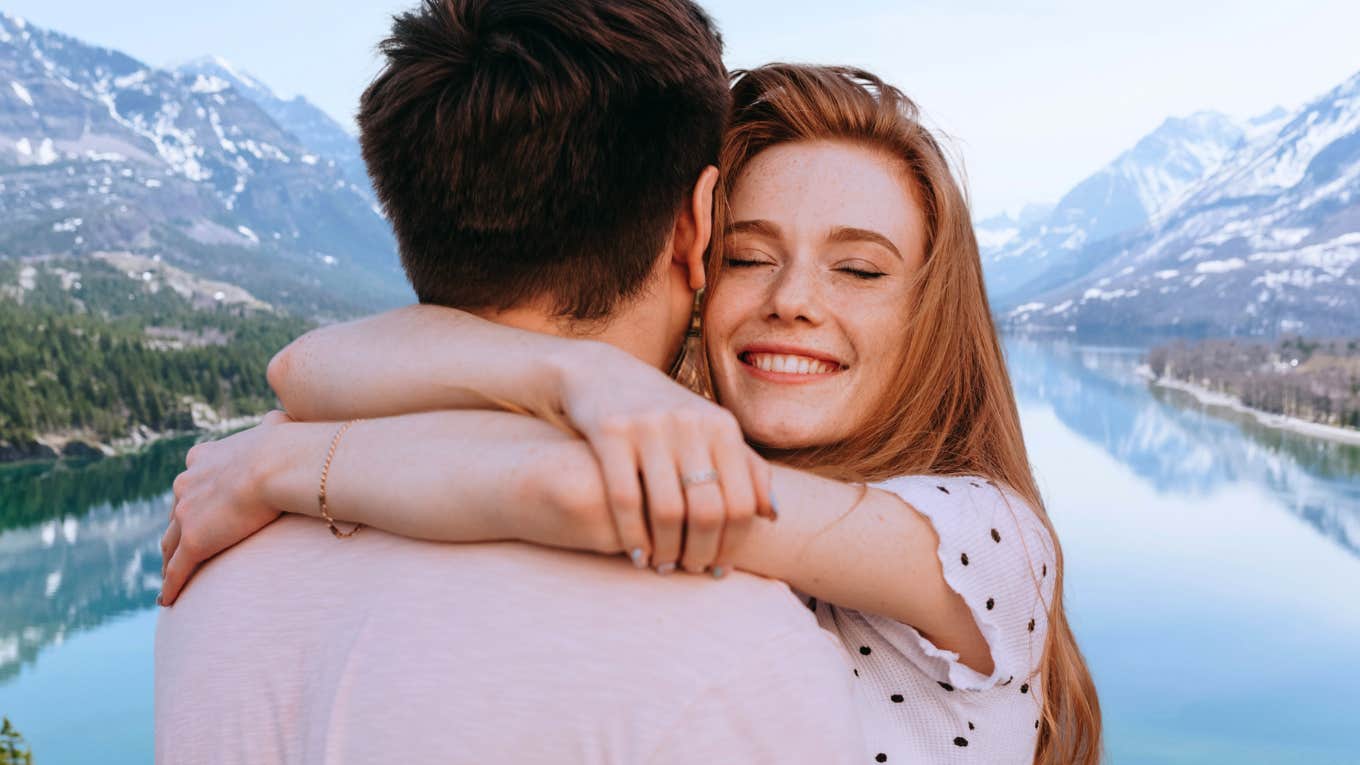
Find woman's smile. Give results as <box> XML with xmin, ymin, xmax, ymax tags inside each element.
<box><xmin>738</xmin><ymin>343</ymin><xmax>846</xmax><ymax>381</ymax></box>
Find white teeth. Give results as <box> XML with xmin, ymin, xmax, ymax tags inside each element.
<box><xmin>745</xmin><ymin>353</ymin><xmax>837</xmax><ymax>375</ymax></box>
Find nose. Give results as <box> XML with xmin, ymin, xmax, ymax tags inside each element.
<box><xmin>763</xmin><ymin>259</ymin><xmax>825</xmax><ymax>326</ymax></box>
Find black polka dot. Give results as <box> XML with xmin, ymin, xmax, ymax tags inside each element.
<box><xmin>991</xmin><ymin>528</ymin><xmax>1001</xmax><ymax>543</ymax></box>
<box><xmin>936</xmin><ymin>484</ymin><xmax>950</xmax><ymax>494</ymax></box>
<box><xmin>967</xmin><ymin>721</ymin><xmax>975</xmax><ymax>730</ymax></box>
<box><xmin>961</xmin><ymin>552</ymin><xmax>970</xmax><ymax>566</ymax></box>
<box><xmin>937</xmin><ymin>681</ymin><xmax>954</xmax><ymax>692</ymax></box>
<box><xmin>986</xmin><ymin>597</ymin><xmax>995</xmax><ymax>610</ymax></box>
<box><xmin>1020</xmin><ymin>683</ymin><xmax>1030</xmax><ymax>694</ymax></box>
<box><xmin>1042</xmin><ymin>563</ymin><xmax>1047</xmax><ymax>577</ymax></box>
<box><xmin>1028</xmin><ymin>618</ymin><xmax>1036</xmax><ymax>632</ymax></box>
<box><xmin>853</xmin><ymin>668</ymin><xmax>860</xmax><ymax>677</ymax></box>
<box><xmin>953</xmin><ymin>737</ymin><xmax>968</xmax><ymax>747</ymax></box>
<box><xmin>890</xmin><ymin>693</ymin><xmax>904</xmax><ymax>703</ymax></box>
<box><xmin>1035</xmin><ymin>719</ymin><xmax>1040</xmax><ymax>729</ymax></box>
<box><xmin>970</xmin><ymin>481</ymin><xmax>981</xmax><ymax>488</ymax></box>
<box><xmin>1001</xmin><ymin>675</ymin><xmax>1014</xmax><ymax>686</ymax></box>
<box><xmin>876</xmin><ymin>754</ymin><xmax>887</xmax><ymax>762</ymax></box>
<box><xmin>859</xmin><ymin>645</ymin><xmax>872</xmax><ymax>656</ymax></box>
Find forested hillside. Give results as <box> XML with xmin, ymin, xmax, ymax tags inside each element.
<box><xmin>1147</xmin><ymin>337</ymin><xmax>1360</xmax><ymax>430</ymax></box>
<box><xmin>0</xmin><ymin>258</ymin><xmax>308</xmax><ymax>455</ymax></box>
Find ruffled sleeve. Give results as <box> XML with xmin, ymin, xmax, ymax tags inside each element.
<box><xmin>860</xmin><ymin>474</ymin><xmax>1056</xmax><ymax>692</ymax></box>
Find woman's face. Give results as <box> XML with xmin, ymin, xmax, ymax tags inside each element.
<box><xmin>705</xmin><ymin>140</ymin><xmax>927</xmax><ymax>449</ymax></box>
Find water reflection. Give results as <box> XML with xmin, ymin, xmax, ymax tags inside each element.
<box><xmin>1005</xmin><ymin>338</ymin><xmax>1360</xmax><ymax>558</ymax></box>
<box><xmin>0</xmin><ymin>438</ymin><xmax>189</xmax><ymax>683</ymax></box>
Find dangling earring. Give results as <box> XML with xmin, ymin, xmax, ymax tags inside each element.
<box><xmin>667</xmin><ymin>288</ymin><xmax>705</xmax><ymax>380</ymax></box>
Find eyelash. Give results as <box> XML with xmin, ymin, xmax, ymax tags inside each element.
<box><xmin>839</xmin><ymin>267</ymin><xmax>886</xmax><ymax>280</ymax></box>
<box><xmin>724</xmin><ymin>257</ymin><xmax>769</xmax><ymax>268</ymax></box>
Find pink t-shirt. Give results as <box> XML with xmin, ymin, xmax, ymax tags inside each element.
<box><xmin>155</xmin><ymin>515</ymin><xmax>863</xmax><ymax>764</ymax></box>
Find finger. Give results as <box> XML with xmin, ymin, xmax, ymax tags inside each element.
<box><xmin>184</xmin><ymin>443</ymin><xmax>203</xmax><ymax>467</ymax></box>
<box><xmin>159</xmin><ymin>546</ymin><xmax>198</xmax><ymax>607</ymax></box>
<box><xmin>678</xmin><ymin>439</ymin><xmax>725</xmax><ymax>574</ymax></box>
<box><xmin>160</xmin><ymin>518</ymin><xmax>181</xmax><ymax>578</ymax></box>
<box><xmin>710</xmin><ymin>439</ymin><xmax>759</xmax><ymax>574</ymax></box>
<box><xmin>171</xmin><ymin>471</ymin><xmax>189</xmax><ymax>506</ymax></box>
<box><xmin>593</xmin><ymin>435</ymin><xmax>647</xmax><ymax>565</ymax></box>
<box><xmin>638</xmin><ymin>433</ymin><xmax>685</xmax><ymax>571</ymax></box>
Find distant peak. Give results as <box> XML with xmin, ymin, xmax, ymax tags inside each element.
<box><xmin>177</xmin><ymin>54</ymin><xmax>267</xmax><ymax>95</ymax></box>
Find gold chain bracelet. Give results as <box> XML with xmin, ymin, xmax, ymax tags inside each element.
<box><xmin>318</xmin><ymin>419</ymin><xmax>364</xmax><ymax>538</ymax></box>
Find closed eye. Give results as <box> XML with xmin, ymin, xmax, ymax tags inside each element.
<box><xmin>838</xmin><ymin>267</ymin><xmax>886</xmax><ymax>280</ymax></box>
<box><xmin>724</xmin><ymin>256</ymin><xmax>772</xmax><ymax>268</ymax></box>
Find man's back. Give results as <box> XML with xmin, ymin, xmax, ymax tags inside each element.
<box><xmin>156</xmin><ymin>515</ymin><xmax>862</xmax><ymax>763</ymax></box>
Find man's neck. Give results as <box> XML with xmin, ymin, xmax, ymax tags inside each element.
<box><xmin>478</xmin><ymin>298</ymin><xmax>676</xmax><ymax>371</ymax></box>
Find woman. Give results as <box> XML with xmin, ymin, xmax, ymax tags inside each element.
<box><xmin>162</xmin><ymin>64</ymin><xmax>1100</xmax><ymax>763</ymax></box>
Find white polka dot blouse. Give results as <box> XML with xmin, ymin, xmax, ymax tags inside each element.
<box><xmin>802</xmin><ymin>474</ymin><xmax>1057</xmax><ymax>764</ymax></box>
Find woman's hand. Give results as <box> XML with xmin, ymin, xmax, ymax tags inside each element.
<box><xmin>158</xmin><ymin>411</ymin><xmax>293</xmax><ymax>606</ymax></box>
<box><xmin>554</xmin><ymin>344</ymin><xmax>776</xmax><ymax>576</ymax></box>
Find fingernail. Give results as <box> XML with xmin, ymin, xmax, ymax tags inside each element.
<box><xmin>711</xmin><ymin>566</ymin><xmax>726</xmax><ymax>579</ymax></box>
<box><xmin>768</xmin><ymin>491</ymin><xmax>780</xmax><ymax>521</ymax></box>
<box><xmin>655</xmin><ymin>562</ymin><xmax>676</xmax><ymax>576</ymax></box>
<box><xmin>630</xmin><ymin>548</ymin><xmax>647</xmax><ymax>569</ymax></box>
<box><xmin>156</xmin><ymin>594</ymin><xmax>165</xmax><ymax>607</ymax></box>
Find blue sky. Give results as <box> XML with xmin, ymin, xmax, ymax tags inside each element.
<box><xmin>6</xmin><ymin>0</ymin><xmax>1358</xmax><ymax>218</ymax></box>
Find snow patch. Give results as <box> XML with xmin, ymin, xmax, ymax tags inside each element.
<box><xmin>10</xmin><ymin>80</ymin><xmax>33</xmax><ymax>106</ymax></box>
<box><xmin>1194</xmin><ymin>258</ymin><xmax>1245</xmax><ymax>274</ymax></box>
<box><xmin>236</xmin><ymin>225</ymin><xmax>259</xmax><ymax>244</ymax></box>
<box><xmin>52</xmin><ymin>217</ymin><xmax>83</xmax><ymax>233</ymax></box>
<box><xmin>113</xmin><ymin>70</ymin><xmax>148</xmax><ymax>89</ymax></box>
<box><xmin>189</xmin><ymin>74</ymin><xmax>231</xmax><ymax>94</ymax></box>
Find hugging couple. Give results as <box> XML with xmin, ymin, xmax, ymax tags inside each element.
<box><xmin>154</xmin><ymin>0</ymin><xmax>1100</xmax><ymax>762</ymax></box>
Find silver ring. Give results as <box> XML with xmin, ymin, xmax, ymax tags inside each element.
<box><xmin>681</xmin><ymin>469</ymin><xmax>719</xmax><ymax>489</ymax></box>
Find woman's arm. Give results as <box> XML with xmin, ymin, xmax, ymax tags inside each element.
<box><xmin>157</xmin><ymin>410</ymin><xmax>619</xmax><ymax>606</ymax></box>
<box><xmin>267</xmin><ymin>304</ymin><xmax>591</xmax><ymax>422</ymax></box>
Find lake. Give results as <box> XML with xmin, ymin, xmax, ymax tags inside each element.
<box><xmin>1</xmin><ymin>339</ymin><xmax>1357</xmax><ymax>764</ymax></box>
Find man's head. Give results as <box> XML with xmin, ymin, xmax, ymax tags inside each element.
<box><xmin>360</xmin><ymin>0</ymin><xmax>729</xmax><ymax>348</ymax></box>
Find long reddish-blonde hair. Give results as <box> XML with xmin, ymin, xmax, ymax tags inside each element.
<box><xmin>701</xmin><ymin>64</ymin><xmax>1102</xmax><ymax>765</ymax></box>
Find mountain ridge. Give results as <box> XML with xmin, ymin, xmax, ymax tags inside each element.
<box><xmin>991</xmin><ymin>68</ymin><xmax>1360</xmax><ymax>340</ymax></box>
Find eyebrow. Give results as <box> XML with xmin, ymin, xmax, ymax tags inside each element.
<box><xmin>726</xmin><ymin>219</ymin><xmax>781</xmax><ymax>238</ymax></box>
<box><xmin>827</xmin><ymin>226</ymin><xmax>902</xmax><ymax>260</ymax></box>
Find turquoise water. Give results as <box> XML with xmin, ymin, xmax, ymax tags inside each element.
<box><xmin>1</xmin><ymin>341</ymin><xmax>1357</xmax><ymax>763</ymax></box>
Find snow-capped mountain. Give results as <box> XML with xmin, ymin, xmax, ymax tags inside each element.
<box><xmin>0</xmin><ymin>12</ymin><xmax>407</xmax><ymax>317</ymax></box>
<box><xmin>174</xmin><ymin>56</ymin><xmax>370</xmax><ymax>195</ymax></box>
<box><xmin>1003</xmin><ymin>69</ymin><xmax>1360</xmax><ymax>339</ymax></box>
<box><xmin>983</xmin><ymin>111</ymin><xmax>1249</xmax><ymax>304</ymax></box>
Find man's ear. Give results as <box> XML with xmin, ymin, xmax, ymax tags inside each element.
<box><xmin>672</xmin><ymin>165</ymin><xmax>719</xmax><ymax>292</ymax></box>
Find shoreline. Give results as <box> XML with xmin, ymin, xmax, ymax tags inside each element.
<box><xmin>0</xmin><ymin>413</ymin><xmax>265</xmax><ymax>466</ymax></box>
<box><xmin>1150</xmin><ymin>375</ymin><xmax>1360</xmax><ymax>447</ymax></box>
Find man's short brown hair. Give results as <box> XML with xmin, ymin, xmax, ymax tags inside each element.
<box><xmin>359</xmin><ymin>0</ymin><xmax>730</xmax><ymax>320</ymax></box>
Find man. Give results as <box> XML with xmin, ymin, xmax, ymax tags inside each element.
<box><xmin>154</xmin><ymin>1</ymin><xmax>862</xmax><ymax>762</ymax></box>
